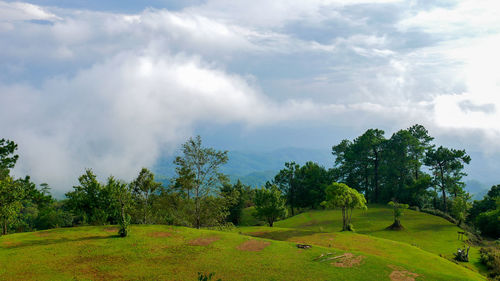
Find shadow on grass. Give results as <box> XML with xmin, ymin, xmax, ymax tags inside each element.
<box><xmin>244</xmin><ymin>229</ymin><xmax>317</xmax><ymax>241</ymax></box>
<box><xmin>2</xmin><ymin>234</ymin><xmax>120</xmax><ymax>249</ymax></box>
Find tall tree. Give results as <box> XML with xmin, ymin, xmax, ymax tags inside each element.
<box><xmin>0</xmin><ymin>139</ymin><xmax>19</xmax><ymax>176</ymax></box>
<box><xmin>273</xmin><ymin>162</ymin><xmax>300</xmax><ymax>216</ymax></box>
<box><xmin>321</xmin><ymin>182</ymin><xmax>367</xmax><ymax>231</ymax></box>
<box><xmin>0</xmin><ymin>175</ymin><xmax>25</xmax><ymax>235</ymax></box>
<box><xmin>253</xmin><ymin>184</ymin><xmax>287</xmax><ymax>227</ymax></box>
<box><xmin>407</xmin><ymin>124</ymin><xmax>434</xmax><ymax>180</ymax></box>
<box><xmin>65</xmin><ymin>169</ymin><xmax>107</xmax><ymax>224</ymax></box>
<box><xmin>130</xmin><ymin>168</ymin><xmax>162</xmax><ymax>224</ymax></box>
<box><xmin>425</xmin><ymin>146</ymin><xmax>471</xmax><ymax>213</ymax></box>
<box><xmin>173</xmin><ymin>135</ymin><xmax>229</xmax><ymax>228</ymax></box>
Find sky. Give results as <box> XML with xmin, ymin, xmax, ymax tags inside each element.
<box><xmin>1</xmin><ymin>0</ymin><xmax>500</xmax><ymax>191</ymax></box>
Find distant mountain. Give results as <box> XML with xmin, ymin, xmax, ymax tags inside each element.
<box><xmin>465</xmin><ymin>179</ymin><xmax>491</xmax><ymax>201</ymax></box>
<box><xmin>153</xmin><ymin>147</ymin><xmax>333</xmax><ymax>187</ymax></box>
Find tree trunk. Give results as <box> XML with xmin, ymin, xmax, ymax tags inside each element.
<box><xmin>439</xmin><ymin>165</ymin><xmax>447</xmax><ymax>213</ymax></box>
<box><xmin>342</xmin><ymin>208</ymin><xmax>347</xmax><ymax>231</ymax></box>
<box><xmin>373</xmin><ymin>149</ymin><xmax>380</xmax><ymax>203</ymax></box>
<box><xmin>2</xmin><ymin>220</ymin><xmax>7</xmax><ymax>235</ymax></box>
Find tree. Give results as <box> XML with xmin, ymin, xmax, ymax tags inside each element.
<box><xmin>450</xmin><ymin>194</ymin><xmax>471</xmax><ymax>226</ymax></box>
<box><xmin>425</xmin><ymin>146</ymin><xmax>471</xmax><ymax>213</ymax></box>
<box><xmin>0</xmin><ymin>138</ymin><xmax>19</xmax><ymax>177</ymax></box>
<box><xmin>111</xmin><ymin>178</ymin><xmax>132</xmax><ymax>237</ymax></box>
<box><xmin>407</xmin><ymin>124</ymin><xmax>434</xmax><ymax>180</ymax></box>
<box><xmin>253</xmin><ymin>185</ymin><xmax>287</xmax><ymax>227</ymax></box>
<box><xmin>387</xmin><ymin>201</ymin><xmax>409</xmax><ymax>230</ymax></box>
<box><xmin>220</xmin><ymin>180</ymin><xmax>246</xmax><ymax>225</ymax></box>
<box><xmin>0</xmin><ymin>175</ymin><xmax>25</xmax><ymax>235</ymax></box>
<box><xmin>322</xmin><ymin>182</ymin><xmax>367</xmax><ymax>231</ymax></box>
<box><xmin>65</xmin><ymin>169</ymin><xmax>106</xmax><ymax>225</ymax></box>
<box><xmin>294</xmin><ymin>162</ymin><xmax>333</xmax><ymax>209</ymax></box>
<box><xmin>130</xmin><ymin>168</ymin><xmax>162</xmax><ymax>225</ymax></box>
<box><xmin>273</xmin><ymin>162</ymin><xmax>300</xmax><ymax>216</ymax></box>
<box><xmin>173</xmin><ymin>135</ymin><xmax>229</xmax><ymax>228</ymax></box>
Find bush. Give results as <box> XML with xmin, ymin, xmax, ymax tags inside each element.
<box><xmin>118</xmin><ymin>214</ymin><xmax>130</xmax><ymax>237</ymax></box>
<box><xmin>420</xmin><ymin>208</ymin><xmax>458</xmax><ymax>224</ymax></box>
<box><xmin>480</xmin><ymin>247</ymin><xmax>500</xmax><ymax>280</ymax></box>
<box><xmin>409</xmin><ymin>206</ymin><xmax>420</xmax><ymax>212</ymax></box>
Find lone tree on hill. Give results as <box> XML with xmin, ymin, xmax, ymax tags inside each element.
<box><xmin>253</xmin><ymin>184</ymin><xmax>287</xmax><ymax>227</ymax></box>
<box><xmin>322</xmin><ymin>182</ymin><xmax>367</xmax><ymax>231</ymax></box>
<box><xmin>387</xmin><ymin>201</ymin><xmax>409</xmax><ymax>230</ymax></box>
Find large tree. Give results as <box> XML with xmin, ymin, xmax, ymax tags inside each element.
<box><xmin>273</xmin><ymin>162</ymin><xmax>300</xmax><ymax>216</ymax></box>
<box><xmin>173</xmin><ymin>135</ymin><xmax>228</xmax><ymax>228</ymax></box>
<box><xmin>425</xmin><ymin>146</ymin><xmax>470</xmax><ymax>213</ymax></box>
<box><xmin>253</xmin><ymin>184</ymin><xmax>287</xmax><ymax>227</ymax></box>
<box><xmin>322</xmin><ymin>182</ymin><xmax>367</xmax><ymax>231</ymax></box>
<box><xmin>130</xmin><ymin>168</ymin><xmax>162</xmax><ymax>224</ymax></box>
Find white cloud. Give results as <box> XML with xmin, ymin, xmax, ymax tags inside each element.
<box><xmin>0</xmin><ymin>1</ymin><xmax>60</xmax><ymax>22</ymax></box>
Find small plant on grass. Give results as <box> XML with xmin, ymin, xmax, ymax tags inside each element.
<box><xmin>321</xmin><ymin>182</ymin><xmax>367</xmax><ymax>231</ymax></box>
<box><xmin>387</xmin><ymin>201</ymin><xmax>409</xmax><ymax>230</ymax></box>
<box><xmin>198</xmin><ymin>272</ymin><xmax>222</xmax><ymax>281</ymax></box>
<box><xmin>253</xmin><ymin>184</ymin><xmax>287</xmax><ymax>227</ymax></box>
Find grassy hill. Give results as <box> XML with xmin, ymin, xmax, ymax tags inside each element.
<box><xmin>0</xmin><ymin>204</ymin><xmax>488</xmax><ymax>281</ymax></box>
<box><xmin>0</xmin><ymin>224</ymin><xmax>485</xmax><ymax>281</ymax></box>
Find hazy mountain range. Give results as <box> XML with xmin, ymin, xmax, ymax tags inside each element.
<box><xmin>153</xmin><ymin>147</ymin><xmax>497</xmax><ymax>200</ymax></box>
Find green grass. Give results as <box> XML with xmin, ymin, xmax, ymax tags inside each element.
<box><xmin>273</xmin><ymin>204</ymin><xmax>486</xmax><ymax>274</ymax></box>
<box><xmin>0</xmin><ymin>223</ymin><xmax>485</xmax><ymax>280</ymax></box>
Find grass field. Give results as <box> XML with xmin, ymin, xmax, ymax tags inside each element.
<box><xmin>0</xmin><ymin>205</ymin><xmax>487</xmax><ymax>280</ymax></box>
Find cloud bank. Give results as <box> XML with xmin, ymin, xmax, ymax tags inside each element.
<box><xmin>1</xmin><ymin>0</ymin><xmax>500</xmax><ymax>189</ymax></box>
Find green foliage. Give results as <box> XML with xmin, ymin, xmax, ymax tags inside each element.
<box><xmin>0</xmin><ymin>175</ymin><xmax>25</xmax><ymax>235</ymax></box>
<box><xmin>273</xmin><ymin>162</ymin><xmax>300</xmax><ymax>216</ymax></box>
<box><xmin>450</xmin><ymin>195</ymin><xmax>471</xmax><ymax>225</ymax></box>
<box><xmin>130</xmin><ymin>168</ymin><xmax>162</xmax><ymax>224</ymax></box>
<box><xmin>173</xmin><ymin>135</ymin><xmax>229</xmax><ymax>228</ymax></box>
<box><xmin>197</xmin><ymin>272</ymin><xmax>222</xmax><ymax>281</ymax></box>
<box><xmin>424</xmin><ymin>146</ymin><xmax>471</xmax><ymax>213</ymax></box>
<box><xmin>322</xmin><ymin>182</ymin><xmax>367</xmax><ymax>231</ymax></box>
<box><xmin>388</xmin><ymin>201</ymin><xmax>409</xmax><ymax>222</ymax></box>
<box><xmin>480</xmin><ymin>247</ymin><xmax>500</xmax><ymax>280</ymax></box>
<box><xmin>253</xmin><ymin>184</ymin><xmax>287</xmax><ymax>227</ymax></box>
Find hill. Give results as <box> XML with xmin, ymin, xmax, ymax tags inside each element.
<box><xmin>0</xmin><ymin>212</ymin><xmax>486</xmax><ymax>280</ymax></box>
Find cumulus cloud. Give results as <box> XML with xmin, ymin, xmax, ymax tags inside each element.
<box><xmin>2</xmin><ymin>0</ymin><xmax>500</xmax><ymax>189</ymax></box>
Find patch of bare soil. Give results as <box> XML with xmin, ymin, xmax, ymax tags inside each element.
<box><xmin>103</xmin><ymin>227</ymin><xmax>119</xmax><ymax>233</ymax></box>
<box><xmin>148</xmin><ymin>231</ymin><xmax>173</xmax><ymax>238</ymax></box>
<box><xmin>188</xmin><ymin>236</ymin><xmax>220</xmax><ymax>246</ymax></box>
<box><xmin>331</xmin><ymin>253</ymin><xmax>365</xmax><ymax>268</ymax></box>
<box><xmin>388</xmin><ymin>265</ymin><xmax>420</xmax><ymax>281</ymax></box>
<box><xmin>247</xmin><ymin>231</ymin><xmax>268</xmax><ymax>237</ymax></box>
<box><xmin>2</xmin><ymin>241</ymin><xmax>21</xmax><ymax>247</ymax></box>
<box><xmin>236</xmin><ymin>240</ymin><xmax>271</xmax><ymax>251</ymax></box>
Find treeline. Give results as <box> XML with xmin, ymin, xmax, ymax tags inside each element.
<box><xmin>0</xmin><ymin>136</ymin><xmax>259</xmax><ymax>235</ymax></box>
<box><xmin>1</xmin><ymin>124</ymin><xmax>499</xmax><ymax>239</ymax></box>
<box><xmin>270</xmin><ymin>125</ymin><xmax>470</xmax><ymax>217</ymax></box>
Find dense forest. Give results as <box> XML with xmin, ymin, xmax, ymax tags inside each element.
<box><xmin>0</xmin><ymin>125</ymin><xmax>499</xmax><ymax>239</ymax></box>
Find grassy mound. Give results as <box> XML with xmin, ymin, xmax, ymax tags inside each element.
<box><xmin>0</xmin><ymin>224</ymin><xmax>484</xmax><ymax>280</ymax></box>
<box><xmin>273</xmin><ymin>205</ymin><xmax>486</xmax><ymax>273</ymax></box>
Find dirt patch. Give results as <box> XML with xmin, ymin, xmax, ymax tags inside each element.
<box><xmin>147</xmin><ymin>232</ymin><xmax>173</xmax><ymax>238</ymax></box>
<box><xmin>331</xmin><ymin>253</ymin><xmax>365</xmax><ymax>268</ymax></box>
<box><xmin>388</xmin><ymin>265</ymin><xmax>419</xmax><ymax>281</ymax></box>
<box><xmin>236</xmin><ymin>240</ymin><xmax>271</xmax><ymax>251</ymax></box>
<box><xmin>2</xmin><ymin>241</ymin><xmax>21</xmax><ymax>247</ymax></box>
<box><xmin>103</xmin><ymin>227</ymin><xmax>119</xmax><ymax>233</ymax></box>
<box><xmin>188</xmin><ymin>236</ymin><xmax>220</xmax><ymax>246</ymax></box>
<box><xmin>247</xmin><ymin>231</ymin><xmax>269</xmax><ymax>237</ymax></box>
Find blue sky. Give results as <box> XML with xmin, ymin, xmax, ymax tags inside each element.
<box><xmin>1</xmin><ymin>0</ymin><xmax>500</xmax><ymax>190</ymax></box>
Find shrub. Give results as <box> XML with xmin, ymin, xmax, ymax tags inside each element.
<box><xmin>480</xmin><ymin>247</ymin><xmax>500</xmax><ymax>280</ymax></box>
<box><xmin>420</xmin><ymin>208</ymin><xmax>458</xmax><ymax>225</ymax></box>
